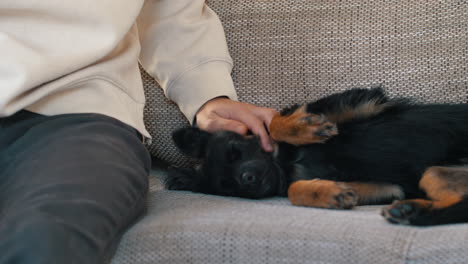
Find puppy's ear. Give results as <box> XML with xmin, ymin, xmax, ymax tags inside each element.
<box><xmin>165</xmin><ymin>167</ymin><xmax>202</xmax><ymax>192</ymax></box>
<box><xmin>172</xmin><ymin>127</ymin><xmax>211</xmax><ymax>159</ymax></box>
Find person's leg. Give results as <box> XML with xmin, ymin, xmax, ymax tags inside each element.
<box><xmin>0</xmin><ymin>111</ymin><xmax>151</xmax><ymax>264</ymax></box>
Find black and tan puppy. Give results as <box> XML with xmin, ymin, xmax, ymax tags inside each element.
<box><xmin>166</xmin><ymin>88</ymin><xmax>468</xmax><ymax>226</ymax></box>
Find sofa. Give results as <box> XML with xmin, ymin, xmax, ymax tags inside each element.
<box><xmin>111</xmin><ymin>1</ymin><xmax>468</xmax><ymax>263</ymax></box>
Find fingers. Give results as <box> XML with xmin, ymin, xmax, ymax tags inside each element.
<box><xmin>198</xmin><ymin>113</ymin><xmax>249</xmax><ymax>135</ymax></box>
<box><xmin>239</xmin><ymin>113</ymin><xmax>274</xmax><ymax>152</ymax></box>
<box><xmin>252</xmin><ymin>107</ymin><xmax>277</xmax><ymax>133</ymax></box>
<box><xmin>222</xmin><ymin>103</ymin><xmax>275</xmax><ymax>152</ymax></box>
<box><xmin>195</xmin><ymin>97</ymin><xmax>278</xmax><ymax>152</ymax></box>
<box><xmin>243</xmin><ymin>106</ymin><xmax>277</xmax><ymax>152</ymax></box>
<box><xmin>257</xmin><ymin>127</ymin><xmax>274</xmax><ymax>152</ymax></box>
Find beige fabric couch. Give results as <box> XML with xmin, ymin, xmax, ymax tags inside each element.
<box><xmin>112</xmin><ymin>1</ymin><xmax>468</xmax><ymax>263</ymax></box>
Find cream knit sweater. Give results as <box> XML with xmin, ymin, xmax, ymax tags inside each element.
<box><xmin>0</xmin><ymin>0</ymin><xmax>238</xmax><ymax>138</ymax></box>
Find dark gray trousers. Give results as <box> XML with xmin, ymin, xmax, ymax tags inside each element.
<box><xmin>0</xmin><ymin>111</ymin><xmax>151</xmax><ymax>264</ymax></box>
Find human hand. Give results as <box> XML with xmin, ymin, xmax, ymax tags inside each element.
<box><xmin>195</xmin><ymin>97</ymin><xmax>277</xmax><ymax>152</ymax></box>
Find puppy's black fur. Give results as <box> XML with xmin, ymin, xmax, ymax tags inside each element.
<box><xmin>167</xmin><ymin>88</ymin><xmax>468</xmax><ymax>225</ymax></box>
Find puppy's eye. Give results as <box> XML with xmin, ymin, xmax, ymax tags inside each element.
<box><xmin>226</xmin><ymin>145</ymin><xmax>242</xmax><ymax>162</ymax></box>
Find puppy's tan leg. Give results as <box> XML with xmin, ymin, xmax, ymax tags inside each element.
<box><xmin>382</xmin><ymin>166</ymin><xmax>468</xmax><ymax>225</ymax></box>
<box><xmin>288</xmin><ymin>180</ymin><xmax>403</xmax><ymax>209</ymax></box>
<box><xmin>346</xmin><ymin>182</ymin><xmax>404</xmax><ymax>205</ymax></box>
<box><xmin>288</xmin><ymin>179</ymin><xmax>357</xmax><ymax>209</ymax></box>
<box><xmin>269</xmin><ymin>106</ymin><xmax>338</xmax><ymax>145</ymax></box>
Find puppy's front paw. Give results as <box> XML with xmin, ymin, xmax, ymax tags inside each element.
<box><xmin>332</xmin><ymin>183</ymin><xmax>358</xmax><ymax>209</ymax></box>
<box><xmin>165</xmin><ymin>167</ymin><xmax>200</xmax><ymax>191</ymax></box>
<box><xmin>288</xmin><ymin>180</ymin><xmax>358</xmax><ymax>209</ymax></box>
<box><xmin>270</xmin><ymin>108</ymin><xmax>338</xmax><ymax>145</ymax></box>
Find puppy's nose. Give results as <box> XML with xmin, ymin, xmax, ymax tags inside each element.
<box><xmin>241</xmin><ymin>172</ymin><xmax>257</xmax><ymax>184</ymax></box>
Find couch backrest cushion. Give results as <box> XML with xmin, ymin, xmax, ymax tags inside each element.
<box><xmin>143</xmin><ymin>0</ymin><xmax>467</xmax><ymax>166</ymax></box>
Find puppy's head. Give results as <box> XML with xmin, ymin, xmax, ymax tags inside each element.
<box><xmin>166</xmin><ymin>127</ymin><xmax>285</xmax><ymax>199</ymax></box>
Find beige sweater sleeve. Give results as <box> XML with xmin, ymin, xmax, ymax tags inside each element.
<box><xmin>0</xmin><ymin>0</ymin><xmax>237</xmax><ymax>128</ymax></box>
<box><xmin>137</xmin><ymin>0</ymin><xmax>238</xmax><ymax>124</ymax></box>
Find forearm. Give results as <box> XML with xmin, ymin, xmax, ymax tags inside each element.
<box><xmin>137</xmin><ymin>0</ymin><xmax>237</xmax><ymax>124</ymax></box>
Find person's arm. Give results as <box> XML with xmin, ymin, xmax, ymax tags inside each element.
<box><xmin>137</xmin><ymin>0</ymin><xmax>276</xmax><ymax>151</ymax></box>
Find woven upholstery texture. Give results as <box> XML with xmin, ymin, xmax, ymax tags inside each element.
<box><xmin>112</xmin><ymin>172</ymin><xmax>468</xmax><ymax>264</ymax></box>
<box><xmin>142</xmin><ymin>0</ymin><xmax>467</xmax><ymax>166</ymax></box>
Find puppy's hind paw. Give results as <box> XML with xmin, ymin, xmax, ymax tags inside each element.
<box><xmin>381</xmin><ymin>199</ymin><xmax>432</xmax><ymax>225</ymax></box>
